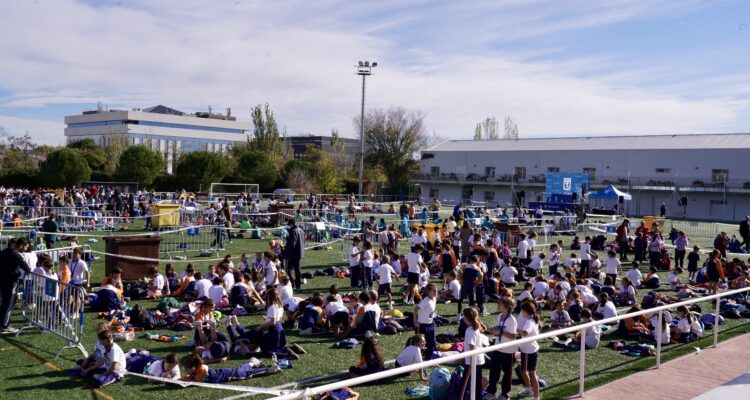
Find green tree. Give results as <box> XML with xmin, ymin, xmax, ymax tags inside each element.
<box><xmin>103</xmin><ymin>133</ymin><xmax>130</xmax><ymax>174</ymax></box>
<box><xmin>174</xmin><ymin>151</ymin><xmax>233</xmax><ymax>191</ymax></box>
<box><xmin>356</xmin><ymin>106</ymin><xmax>428</xmax><ymax>195</ymax></box>
<box><xmin>301</xmin><ymin>145</ymin><xmax>344</xmax><ymax>193</ymax></box>
<box><xmin>39</xmin><ymin>148</ymin><xmax>92</xmax><ymax>187</ymax></box>
<box><xmin>247</xmin><ymin>103</ymin><xmax>284</xmax><ymax>162</ymax></box>
<box><xmin>234</xmin><ymin>150</ymin><xmax>279</xmax><ymax>192</ymax></box>
<box><xmin>67</xmin><ymin>138</ymin><xmax>107</xmax><ymax>171</ymax></box>
<box><xmin>115</xmin><ymin>145</ymin><xmax>165</xmax><ymax>187</ymax></box>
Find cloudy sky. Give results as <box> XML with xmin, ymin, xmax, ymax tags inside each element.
<box><xmin>1</xmin><ymin>0</ymin><xmax>749</xmax><ymax>145</ymax></box>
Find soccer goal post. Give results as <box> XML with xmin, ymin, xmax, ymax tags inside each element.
<box><xmin>209</xmin><ymin>183</ymin><xmax>260</xmax><ymax>201</ymax></box>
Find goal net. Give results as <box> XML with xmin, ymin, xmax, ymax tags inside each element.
<box><xmin>209</xmin><ymin>183</ymin><xmax>260</xmax><ymax>201</ymax></box>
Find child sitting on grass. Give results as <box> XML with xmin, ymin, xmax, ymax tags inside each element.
<box><xmin>75</xmin><ymin>321</ymin><xmax>111</xmax><ymax>372</ymax></box>
<box><xmin>349</xmin><ymin>336</ymin><xmax>385</xmax><ymax>377</ymax></box>
<box><xmin>394</xmin><ymin>334</ymin><xmax>428</xmax><ymax>380</ymax></box>
<box><xmin>552</xmin><ymin>309</ymin><xmax>601</xmax><ymax>350</ymax></box>
<box><xmin>549</xmin><ymin>302</ymin><xmax>572</xmax><ymax>330</ymax></box>
<box><xmin>79</xmin><ymin>330</ymin><xmax>126</xmax><ymax>388</ymax></box>
<box><xmin>437</xmin><ymin>270</ymin><xmax>461</xmax><ymax>303</ymax></box>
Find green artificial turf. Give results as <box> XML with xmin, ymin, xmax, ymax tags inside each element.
<box><xmin>0</xmin><ymin>222</ymin><xmax>748</xmax><ymax>400</ymax></box>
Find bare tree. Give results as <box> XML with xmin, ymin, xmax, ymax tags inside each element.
<box><xmin>504</xmin><ymin>116</ymin><xmax>519</xmax><ymax>139</ymax></box>
<box><xmin>474</xmin><ymin>116</ymin><xmax>500</xmax><ymax>140</ymax></box>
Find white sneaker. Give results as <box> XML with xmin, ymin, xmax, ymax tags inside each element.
<box><xmin>444</xmin><ymin>300</ymin><xmax>451</xmax><ymax>304</ymax></box>
<box><xmin>517</xmin><ymin>387</ymin><xmax>533</xmax><ymax>397</ymax></box>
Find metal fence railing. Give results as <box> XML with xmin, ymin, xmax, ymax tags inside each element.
<box><xmin>268</xmin><ymin>286</ymin><xmax>750</xmax><ymax>400</ymax></box>
<box><xmin>17</xmin><ymin>271</ymin><xmax>88</xmax><ymax>359</ymax></box>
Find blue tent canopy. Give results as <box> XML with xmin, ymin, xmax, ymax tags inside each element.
<box><xmin>588</xmin><ymin>184</ymin><xmax>632</xmax><ymax>200</ymax></box>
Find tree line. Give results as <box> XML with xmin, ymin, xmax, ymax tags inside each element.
<box><xmin>0</xmin><ymin>104</ymin><xmax>432</xmax><ymax>195</ymax></box>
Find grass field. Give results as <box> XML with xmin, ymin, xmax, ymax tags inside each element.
<box><xmin>1</xmin><ymin>222</ymin><xmax>748</xmax><ymax>400</ymax></box>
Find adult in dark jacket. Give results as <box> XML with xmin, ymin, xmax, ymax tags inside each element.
<box><xmin>739</xmin><ymin>216</ymin><xmax>750</xmax><ymax>251</ymax></box>
<box><xmin>284</xmin><ymin>219</ymin><xmax>305</xmax><ymax>289</ymax></box>
<box><xmin>0</xmin><ymin>238</ymin><xmax>31</xmax><ymax>333</ymax></box>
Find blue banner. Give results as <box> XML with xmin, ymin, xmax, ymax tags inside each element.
<box><xmin>546</xmin><ymin>173</ymin><xmax>589</xmax><ymax>197</ymax></box>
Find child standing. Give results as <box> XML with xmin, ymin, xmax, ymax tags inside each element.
<box><xmin>349</xmin><ymin>237</ymin><xmax>362</xmax><ymax>289</ymax></box>
<box><xmin>375</xmin><ymin>255</ymin><xmax>400</xmax><ymax>309</ymax></box>
<box><xmin>414</xmin><ymin>283</ymin><xmax>437</xmax><ymax>361</ymax></box>
<box><xmin>487</xmin><ymin>297</ymin><xmax>517</xmax><ymax>399</ymax></box>
<box><xmin>687</xmin><ymin>246</ymin><xmax>701</xmax><ymax>283</ymax></box>
<box><xmin>603</xmin><ymin>250</ymin><xmax>621</xmax><ymax>284</ymax></box>
<box><xmin>461</xmin><ymin>307</ymin><xmax>486</xmax><ymax>397</ymax></box>
<box><xmin>405</xmin><ymin>244</ymin><xmax>426</xmax><ymax>305</ymax></box>
<box><xmin>674</xmin><ymin>231</ymin><xmax>688</xmax><ymax>269</ymax></box>
<box><xmin>362</xmin><ymin>241</ymin><xmax>375</xmax><ymax>291</ymax></box>
<box><xmin>517</xmin><ymin>302</ymin><xmax>541</xmax><ymax>400</ymax></box>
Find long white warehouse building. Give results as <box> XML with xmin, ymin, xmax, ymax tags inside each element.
<box><xmin>414</xmin><ymin>133</ymin><xmax>750</xmax><ymax>222</ymax></box>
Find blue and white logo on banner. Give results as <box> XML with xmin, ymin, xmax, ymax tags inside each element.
<box><xmin>546</xmin><ymin>173</ymin><xmax>589</xmax><ymax>196</ymax></box>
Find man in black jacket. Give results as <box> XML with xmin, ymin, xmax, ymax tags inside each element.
<box><xmin>284</xmin><ymin>219</ymin><xmax>305</xmax><ymax>290</ymax></box>
<box><xmin>739</xmin><ymin>216</ymin><xmax>750</xmax><ymax>251</ymax></box>
<box><xmin>0</xmin><ymin>238</ymin><xmax>31</xmax><ymax>334</ymax></box>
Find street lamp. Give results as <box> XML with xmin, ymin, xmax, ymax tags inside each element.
<box><xmin>356</xmin><ymin>60</ymin><xmax>377</xmax><ymax>198</ymax></box>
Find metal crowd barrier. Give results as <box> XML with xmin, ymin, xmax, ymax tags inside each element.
<box><xmin>17</xmin><ymin>271</ymin><xmax>88</xmax><ymax>359</ymax></box>
<box><xmin>157</xmin><ymin>226</ymin><xmax>215</xmax><ymax>255</ymax></box>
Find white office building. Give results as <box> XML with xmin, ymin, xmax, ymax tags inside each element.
<box><xmin>414</xmin><ymin>133</ymin><xmax>750</xmax><ymax>222</ymax></box>
<box><xmin>64</xmin><ymin>105</ymin><xmax>252</xmax><ymax>173</ymax></box>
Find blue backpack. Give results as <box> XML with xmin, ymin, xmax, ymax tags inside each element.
<box><xmin>429</xmin><ymin>368</ymin><xmax>452</xmax><ymax>400</ymax></box>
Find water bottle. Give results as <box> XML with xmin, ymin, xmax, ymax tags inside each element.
<box><xmin>271</xmin><ymin>353</ymin><xmax>278</xmax><ymax>364</ymax></box>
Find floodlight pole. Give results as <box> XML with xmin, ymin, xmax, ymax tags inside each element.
<box><xmin>356</xmin><ymin>61</ymin><xmax>376</xmax><ymax>198</ymax></box>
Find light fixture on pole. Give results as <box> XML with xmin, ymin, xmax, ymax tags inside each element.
<box><xmin>356</xmin><ymin>60</ymin><xmax>377</xmax><ymax>198</ymax></box>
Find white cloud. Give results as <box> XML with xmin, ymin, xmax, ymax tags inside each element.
<box><xmin>0</xmin><ymin>115</ymin><xmax>66</xmax><ymax>145</ymax></box>
<box><xmin>0</xmin><ymin>0</ymin><xmax>747</xmax><ymax>143</ymax></box>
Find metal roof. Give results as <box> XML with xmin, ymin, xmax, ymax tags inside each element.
<box><xmin>424</xmin><ymin>133</ymin><xmax>750</xmax><ymax>152</ymax></box>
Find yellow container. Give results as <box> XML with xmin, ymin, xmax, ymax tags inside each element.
<box><xmin>150</xmin><ymin>203</ymin><xmax>181</xmax><ymax>228</ymax></box>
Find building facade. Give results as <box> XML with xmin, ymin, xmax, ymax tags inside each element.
<box><xmin>414</xmin><ymin>133</ymin><xmax>750</xmax><ymax>222</ymax></box>
<box><xmin>64</xmin><ymin>105</ymin><xmax>252</xmax><ymax>172</ymax></box>
<box><xmin>283</xmin><ymin>135</ymin><xmax>361</xmax><ymax>169</ymax></box>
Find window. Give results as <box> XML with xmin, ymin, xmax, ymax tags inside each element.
<box><xmin>430</xmin><ymin>166</ymin><xmax>440</xmax><ymax>176</ymax></box>
<box><xmin>421</xmin><ymin>153</ymin><xmax>435</xmax><ymax>160</ymax></box>
<box><xmin>485</xmin><ymin>167</ymin><xmax>495</xmax><ymax>178</ymax></box>
<box><xmin>429</xmin><ymin>188</ymin><xmax>439</xmax><ymax>198</ymax></box>
<box><xmin>514</xmin><ymin>167</ymin><xmax>526</xmax><ymax>179</ymax></box>
<box><xmin>484</xmin><ymin>191</ymin><xmax>495</xmax><ymax>201</ymax></box>
<box><xmin>547</xmin><ymin>167</ymin><xmax>560</xmax><ymax>173</ymax></box>
<box><xmin>655</xmin><ymin>168</ymin><xmax>671</xmax><ymax>173</ymax></box>
<box><xmin>462</xmin><ymin>186</ymin><xmax>474</xmax><ymax>200</ymax></box>
<box><xmin>583</xmin><ymin>167</ymin><xmax>596</xmax><ymax>180</ymax></box>
<box><xmin>712</xmin><ymin>169</ymin><xmax>729</xmax><ymax>182</ymax></box>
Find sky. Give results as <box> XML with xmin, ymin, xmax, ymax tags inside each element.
<box><xmin>1</xmin><ymin>0</ymin><xmax>749</xmax><ymax>145</ymax></box>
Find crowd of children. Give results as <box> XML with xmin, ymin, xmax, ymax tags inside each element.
<box><xmin>55</xmin><ymin>209</ymin><xmax>750</xmax><ymax>400</ymax></box>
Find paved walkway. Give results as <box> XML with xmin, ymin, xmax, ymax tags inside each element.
<box><xmin>582</xmin><ymin>334</ymin><xmax>750</xmax><ymax>400</ymax></box>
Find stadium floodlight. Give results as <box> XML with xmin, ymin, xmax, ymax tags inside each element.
<box><xmin>355</xmin><ymin>60</ymin><xmax>377</xmax><ymax>198</ymax></box>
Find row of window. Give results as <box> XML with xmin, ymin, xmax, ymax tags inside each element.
<box><xmin>429</xmin><ymin>166</ymin><xmax>730</xmax><ymax>182</ymax></box>
<box><xmin>68</xmin><ymin>120</ymin><xmax>247</xmax><ymax>134</ymax></box>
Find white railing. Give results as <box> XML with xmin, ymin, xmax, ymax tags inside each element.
<box><xmin>269</xmin><ymin>286</ymin><xmax>750</xmax><ymax>400</ymax></box>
